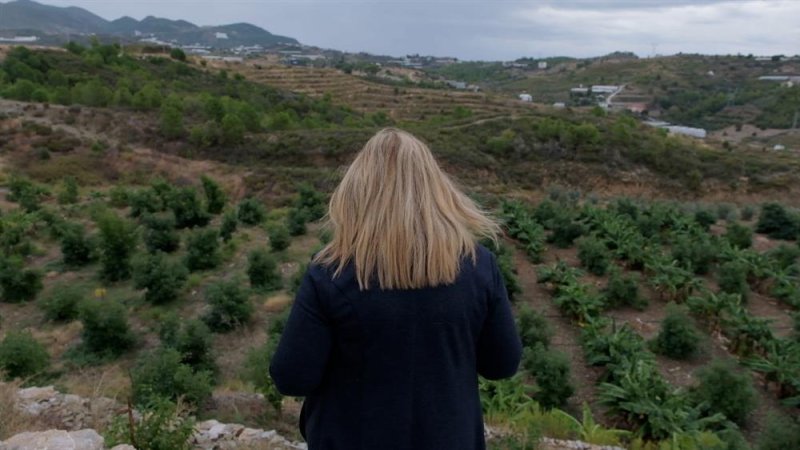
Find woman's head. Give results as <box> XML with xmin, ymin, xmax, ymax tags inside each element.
<box><xmin>315</xmin><ymin>127</ymin><xmax>499</xmax><ymax>290</ymax></box>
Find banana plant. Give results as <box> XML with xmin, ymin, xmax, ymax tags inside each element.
<box><xmin>553</xmin><ymin>280</ymin><xmax>604</xmax><ymax>324</ymax></box>
<box><xmin>550</xmin><ymin>403</ymin><xmax>630</xmax><ymax>446</ymax></box>
<box><xmin>745</xmin><ymin>339</ymin><xmax>800</xmax><ymax>401</ymax></box>
<box><xmin>721</xmin><ymin>304</ymin><xmax>775</xmax><ymax>356</ymax></box>
<box><xmin>645</xmin><ymin>253</ymin><xmax>703</xmax><ymax>303</ymax></box>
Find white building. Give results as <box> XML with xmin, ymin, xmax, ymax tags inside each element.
<box><xmin>518</xmin><ymin>93</ymin><xmax>533</xmax><ymax>102</ymax></box>
<box><xmin>215</xmin><ymin>32</ymin><xmax>229</xmax><ymax>40</ymax></box>
<box><xmin>553</xmin><ymin>102</ymin><xmax>566</xmax><ymax>108</ymax></box>
<box><xmin>773</xmin><ymin>144</ymin><xmax>786</xmax><ymax>151</ymax></box>
<box><xmin>0</xmin><ymin>36</ymin><xmax>39</xmax><ymax>42</ymax></box>
<box><xmin>538</xmin><ymin>61</ymin><xmax>548</xmax><ymax>69</ymax></box>
<box><xmin>591</xmin><ymin>85</ymin><xmax>620</xmax><ymax>94</ymax></box>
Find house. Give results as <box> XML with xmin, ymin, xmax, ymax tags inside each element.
<box><xmin>553</xmin><ymin>102</ymin><xmax>566</xmax><ymax>109</ymax></box>
<box><xmin>446</xmin><ymin>80</ymin><xmax>468</xmax><ymax>89</ymax></box>
<box><xmin>215</xmin><ymin>32</ymin><xmax>229</xmax><ymax>40</ymax></box>
<box><xmin>570</xmin><ymin>86</ymin><xmax>590</xmax><ymax>95</ymax></box>
<box><xmin>0</xmin><ymin>36</ymin><xmax>39</xmax><ymax>42</ymax></box>
<box><xmin>773</xmin><ymin>144</ymin><xmax>786</xmax><ymax>151</ymax></box>
<box><xmin>590</xmin><ymin>85</ymin><xmax>620</xmax><ymax>94</ymax></box>
<box><xmin>518</xmin><ymin>93</ymin><xmax>533</xmax><ymax>102</ymax></box>
<box><xmin>538</xmin><ymin>61</ymin><xmax>548</xmax><ymax>69</ymax></box>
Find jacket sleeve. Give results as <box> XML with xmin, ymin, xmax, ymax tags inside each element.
<box><xmin>476</xmin><ymin>254</ymin><xmax>522</xmax><ymax>380</ymax></box>
<box><xmin>269</xmin><ymin>268</ymin><xmax>332</xmax><ymax>396</ymax></box>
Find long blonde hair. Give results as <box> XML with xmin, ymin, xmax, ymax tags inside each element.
<box><xmin>314</xmin><ymin>127</ymin><xmax>500</xmax><ymax>290</ymax></box>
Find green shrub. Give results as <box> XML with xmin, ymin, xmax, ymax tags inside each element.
<box><xmin>0</xmin><ymin>255</ymin><xmax>43</xmax><ymax>303</ymax></box>
<box><xmin>38</xmin><ymin>284</ymin><xmax>83</xmax><ymax>322</ymax></box>
<box><xmin>219</xmin><ymin>210</ymin><xmax>238</xmax><ymax>242</ymax></box>
<box><xmin>758</xmin><ymin>413</ymin><xmax>800</xmax><ymax>450</ymax></box>
<box><xmin>651</xmin><ymin>303</ymin><xmax>701</xmax><ymax>359</ymax></box>
<box><xmin>517</xmin><ymin>306</ymin><xmax>552</xmax><ymax>349</ymax></box>
<box><xmin>96</xmin><ymin>212</ymin><xmax>138</xmax><ymax>282</ymax></box>
<box><xmin>756</xmin><ymin>203</ymin><xmax>799</xmax><ymax>240</ymax></box>
<box><xmin>7</xmin><ymin>175</ymin><xmax>46</xmax><ymax>212</ymax></box>
<box><xmin>481</xmin><ymin>239</ymin><xmax>521</xmax><ymax>300</ymax></box>
<box><xmin>128</xmin><ymin>188</ymin><xmax>162</xmax><ymax>218</ymax></box>
<box><xmin>577</xmin><ymin>235</ymin><xmax>611</xmax><ymax>276</ymax></box>
<box><xmin>718</xmin><ymin>260</ymin><xmax>749</xmax><ymax>300</ymax></box>
<box><xmin>57</xmin><ymin>176</ymin><xmax>79</xmax><ymax>204</ymax></box>
<box><xmin>105</xmin><ymin>397</ymin><xmax>195</xmax><ymax>450</ymax></box>
<box><xmin>766</xmin><ymin>244</ymin><xmax>800</xmax><ymax>270</ymax></box>
<box><xmin>547</xmin><ymin>212</ymin><xmax>584</xmax><ymax>248</ymax></box>
<box><xmin>242</xmin><ymin>339</ymin><xmax>283</xmax><ymax>413</ymax></box>
<box><xmin>694</xmin><ymin>209</ymin><xmax>717</xmax><ymax>230</ymax></box>
<box><xmin>185</xmin><ymin>228</ymin><xmax>220</xmax><ymax>271</ymax></box>
<box><xmin>164</xmin><ymin>319</ymin><xmax>217</xmax><ymax>376</ymax></box>
<box><xmin>741</xmin><ymin>205</ymin><xmax>756</xmax><ymax>221</ymax></box>
<box><xmin>78</xmin><ymin>299</ymin><xmax>135</xmax><ymax>357</ymax></box>
<box><xmin>133</xmin><ymin>252</ymin><xmax>188</xmax><ymax>304</ymax></box>
<box><xmin>671</xmin><ymin>232</ymin><xmax>716</xmax><ymax>275</ymax></box>
<box><xmin>60</xmin><ymin>222</ymin><xmax>94</xmax><ymax>266</ymax></box>
<box><xmin>725</xmin><ymin>223</ymin><xmax>753</xmax><ymax>249</ymax></box>
<box><xmin>203</xmin><ymin>280</ymin><xmax>252</xmax><ymax>332</ymax></box>
<box><xmin>692</xmin><ymin>360</ymin><xmax>756</xmax><ymax>425</ymax></box>
<box><xmin>247</xmin><ymin>248</ymin><xmax>282</xmax><ymax>291</ymax></box>
<box><xmin>167</xmin><ymin>187</ymin><xmax>210</xmax><ymax>229</ymax></box>
<box><xmin>237</xmin><ymin>198</ymin><xmax>265</xmax><ymax>225</ymax></box>
<box><xmin>131</xmin><ymin>348</ymin><xmax>213</xmax><ymax>407</ymax></box>
<box><xmin>294</xmin><ymin>183</ymin><xmax>326</xmax><ymax>222</ymax></box>
<box><xmin>523</xmin><ymin>344</ymin><xmax>574</xmax><ymax>409</ymax></box>
<box><xmin>108</xmin><ymin>185</ymin><xmax>129</xmax><ymax>208</ymax></box>
<box><xmin>602</xmin><ymin>268</ymin><xmax>645</xmax><ymax>310</ymax></box>
<box><xmin>0</xmin><ymin>331</ymin><xmax>49</xmax><ymax>380</ymax></box>
<box><xmin>287</xmin><ymin>207</ymin><xmax>308</xmax><ymax>236</ymax></box>
<box><xmin>200</xmin><ymin>176</ymin><xmax>226</xmax><ymax>215</ymax></box>
<box><xmin>268</xmin><ymin>223</ymin><xmax>291</xmax><ymax>252</ymax></box>
<box><xmin>143</xmin><ymin>212</ymin><xmax>180</xmax><ymax>253</ymax></box>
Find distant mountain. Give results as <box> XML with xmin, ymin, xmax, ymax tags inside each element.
<box><xmin>0</xmin><ymin>0</ymin><xmax>299</xmax><ymax>47</ymax></box>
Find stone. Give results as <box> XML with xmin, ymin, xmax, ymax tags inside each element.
<box><xmin>0</xmin><ymin>429</ymin><xmax>104</xmax><ymax>450</ymax></box>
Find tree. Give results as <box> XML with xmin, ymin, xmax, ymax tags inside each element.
<box><xmin>167</xmin><ymin>187</ymin><xmax>210</xmax><ymax>229</ymax></box>
<box><xmin>96</xmin><ymin>212</ymin><xmax>138</xmax><ymax>282</ymax></box>
<box><xmin>170</xmin><ymin>48</ymin><xmax>187</xmax><ymax>62</ymax></box>
<box><xmin>757</xmin><ymin>203</ymin><xmax>799</xmax><ymax>240</ymax></box>
<box><xmin>159</xmin><ymin>103</ymin><xmax>184</xmax><ymax>139</ymax></box>
<box><xmin>185</xmin><ymin>228</ymin><xmax>220</xmax><ymax>272</ymax></box>
<box><xmin>693</xmin><ymin>360</ymin><xmax>756</xmax><ymax>425</ymax></box>
<box><xmin>0</xmin><ymin>331</ymin><xmax>49</xmax><ymax>380</ymax></box>
<box><xmin>220</xmin><ymin>210</ymin><xmax>238</xmax><ymax>242</ymax></box>
<box><xmin>0</xmin><ymin>255</ymin><xmax>43</xmax><ymax>303</ymax></box>
<box><xmin>725</xmin><ymin>222</ymin><xmax>753</xmax><ymax>249</ymax></box>
<box><xmin>221</xmin><ymin>113</ymin><xmax>245</xmax><ymax>146</ymax></box>
<box><xmin>651</xmin><ymin>303</ymin><xmax>701</xmax><ymax>359</ymax></box>
<box><xmin>237</xmin><ymin>198</ymin><xmax>265</xmax><ymax>225</ymax></box>
<box><xmin>131</xmin><ymin>348</ymin><xmax>213</xmax><ymax>407</ymax></box>
<box><xmin>79</xmin><ymin>299</ymin><xmax>135</xmax><ymax>357</ymax></box>
<box><xmin>60</xmin><ymin>222</ymin><xmax>94</xmax><ymax>267</ymax></box>
<box><xmin>143</xmin><ymin>212</ymin><xmax>180</xmax><ymax>253</ymax></box>
<box><xmin>577</xmin><ymin>235</ymin><xmax>611</xmax><ymax>276</ymax></box>
<box><xmin>247</xmin><ymin>248</ymin><xmax>282</xmax><ymax>291</ymax></box>
<box><xmin>268</xmin><ymin>223</ymin><xmax>291</xmax><ymax>252</ymax></box>
<box><xmin>38</xmin><ymin>283</ymin><xmax>83</xmax><ymax>322</ymax></box>
<box><xmin>133</xmin><ymin>252</ymin><xmax>188</xmax><ymax>304</ymax></box>
<box><xmin>203</xmin><ymin>280</ymin><xmax>252</xmax><ymax>332</ymax></box>
<box><xmin>161</xmin><ymin>318</ymin><xmax>217</xmax><ymax>375</ymax></box>
<box><xmin>201</xmin><ymin>176</ymin><xmax>226</xmax><ymax>215</ymax></box>
<box><xmin>523</xmin><ymin>344</ymin><xmax>574</xmax><ymax>409</ymax></box>
<box><xmin>57</xmin><ymin>176</ymin><xmax>79</xmax><ymax>204</ymax></box>
<box><xmin>287</xmin><ymin>207</ymin><xmax>308</xmax><ymax>236</ymax></box>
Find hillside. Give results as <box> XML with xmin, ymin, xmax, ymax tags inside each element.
<box><xmin>0</xmin><ymin>43</ymin><xmax>800</xmax><ymax>449</ymax></box>
<box><xmin>429</xmin><ymin>54</ymin><xmax>800</xmax><ymax>132</ymax></box>
<box><xmin>0</xmin><ymin>0</ymin><xmax>298</xmax><ymax>48</ymax></box>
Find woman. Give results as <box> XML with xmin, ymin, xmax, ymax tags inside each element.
<box><xmin>270</xmin><ymin>128</ymin><xmax>522</xmax><ymax>450</ymax></box>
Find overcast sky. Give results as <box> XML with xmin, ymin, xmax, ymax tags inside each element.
<box><xmin>37</xmin><ymin>0</ymin><xmax>800</xmax><ymax>60</ymax></box>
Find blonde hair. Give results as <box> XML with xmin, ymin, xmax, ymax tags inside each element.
<box><xmin>314</xmin><ymin>128</ymin><xmax>500</xmax><ymax>290</ymax></box>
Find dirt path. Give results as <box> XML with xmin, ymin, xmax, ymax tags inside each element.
<box><xmin>511</xmin><ymin>247</ymin><xmax>603</xmax><ymax>419</ymax></box>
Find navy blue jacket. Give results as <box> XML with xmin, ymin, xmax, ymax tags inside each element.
<box><xmin>269</xmin><ymin>245</ymin><xmax>522</xmax><ymax>450</ymax></box>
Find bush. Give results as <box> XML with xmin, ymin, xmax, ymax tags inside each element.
<box><xmin>758</xmin><ymin>413</ymin><xmax>800</xmax><ymax>450</ymax></box>
<box><xmin>105</xmin><ymin>397</ymin><xmax>195</xmax><ymax>450</ymax></box>
<box><xmin>38</xmin><ymin>284</ymin><xmax>83</xmax><ymax>321</ymax></box>
<box><xmin>547</xmin><ymin>212</ymin><xmax>584</xmax><ymax>248</ymax></box>
<box><xmin>96</xmin><ymin>212</ymin><xmax>138</xmax><ymax>282</ymax></box>
<box><xmin>200</xmin><ymin>176</ymin><xmax>226</xmax><ymax>215</ymax></box>
<box><xmin>0</xmin><ymin>255</ymin><xmax>43</xmax><ymax>303</ymax></box>
<box><xmin>692</xmin><ymin>360</ymin><xmax>756</xmax><ymax>425</ymax></box>
<box><xmin>78</xmin><ymin>299</ymin><xmax>135</xmax><ymax>357</ymax></box>
<box><xmin>268</xmin><ymin>223</ymin><xmax>291</xmax><ymax>252</ymax></box>
<box><xmin>133</xmin><ymin>252</ymin><xmax>188</xmax><ymax>304</ymax></box>
<box><xmin>766</xmin><ymin>244</ymin><xmax>800</xmax><ymax>270</ymax></box>
<box><xmin>671</xmin><ymin>232</ymin><xmax>716</xmax><ymax>275</ymax></box>
<box><xmin>131</xmin><ymin>348</ymin><xmax>213</xmax><ymax>407</ymax></box>
<box><xmin>0</xmin><ymin>331</ymin><xmax>49</xmax><ymax>380</ymax></box>
<box><xmin>287</xmin><ymin>207</ymin><xmax>308</xmax><ymax>236</ymax></box>
<box><xmin>577</xmin><ymin>235</ymin><xmax>611</xmax><ymax>276</ymax></box>
<box><xmin>60</xmin><ymin>222</ymin><xmax>94</xmax><ymax>266</ymax></box>
<box><xmin>718</xmin><ymin>260</ymin><xmax>749</xmax><ymax>300</ymax></box>
<box><xmin>167</xmin><ymin>187</ymin><xmax>210</xmax><ymax>229</ymax></box>
<box><xmin>185</xmin><ymin>228</ymin><xmax>220</xmax><ymax>272</ymax></box>
<box><xmin>242</xmin><ymin>339</ymin><xmax>283</xmax><ymax>413</ymax></box>
<box><xmin>214</xmin><ymin>212</ymin><xmax>235</xmax><ymax>244</ymax></box>
<box><xmin>247</xmin><ymin>248</ymin><xmax>282</xmax><ymax>291</ymax></box>
<box><xmin>517</xmin><ymin>306</ymin><xmax>553</xmax><ymax>349</ymax></box>
<box><xmin>725</xmin><ymin>223</ymin><xmax>753</xmax><ymax>249</ymax></box>
<box><xmin>756</xmin><ymin>203</ymin><xmax>799</xmax><ymax>240</ymax></box>
<box><xmin>203</xmin><ymin>280</ymin><xmax>252</xmax><ymax>332</ymax></box>
<box><xmin>651</xmin><ymin>303</ymin><xmax>701</xmax><ymax>359</ymax></box>
<box><xmin>602</xmin><ymin>268</ymin><xmax>646</xmax><ymax>310</ymax></box>
<box><xmin>237</xmin><ymin>198</ymin><xmax>265</xmax><ymax>225</ymax></box>
<box><xmin>161</xmin><ymin>318</ymin><xmax>217</xmax><ymax>375</ymax></box>
<box><xmin>294</xmin><ymin>183</ymin><xmax>326</xmax><ymax>222</ymax></box>
<box><xmin>523</xmin><ymin>344</ymin><xmax>574</xmax><ymax>409</ymax></box>
<box><xmin>741</xmin><ymin>205</ymin><xmax>756</xmax><ymax>221</ymax></box>
<box><xmin>143</xmin><ymin>213</ymin><xmax>180</xmax><ymax>253</ymax></box>
<box><xmin>694</xmin><ymin>209</ymin><xmax>717</xmax><ymax>230</ymax></box>
<box><xmin>57</xmin><ymin>176</ymin><xmax>79</xmax><ymax>204</ymax></box>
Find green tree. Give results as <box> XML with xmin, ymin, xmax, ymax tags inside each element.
<box><xmin>185</xmin><ymin>228</ymin><xmax>220</xmax><ymax>272</ymax></box>
<box><xmin>221</xmin><ymin>113</ymin><xmax>245</xmax><ymax>146</ymax></box>
<box><xmin>247</xmin><ymin>248</ymin><xmax>282</xmax><ymax>291</ymax></box>
<box><xmin>693</xmin><ymin>360</ymin><xmax>756</xmax><ymax>425</ymax></box>
<box><xmin>143</xmin><ymin>212</ymin><xmax>180</xmax><ymax>253</ymax></box>
<box><xmin>756</xmin><ymin>203</ymin><xmax>799</xmax><ymax>240</ymax></box>
<box><xmin>268</xmin><ymin>223</ymin><xmax>291</xmax><ymax>252</ymax></box>
<box><xmin>79</xmin><ymin>299</ymin><xmax>135</xmax><ymax>357</ymax></box>
<box><xmin>203</xmin><ymin>280</ymin><xmax>252</xmax><ymax>332</ymax></box>
<box><xmin>131</xmin><ymin>348</ymin><xmax>213</xmax><ymax>407</ymax></box>
<box><xmin>96</xmin><ymin>212</ymin><xmax>138</xmax><ymax>281</ymax></box>
<box><xmin>237</xmin><ymin>198</ymin><xmax>265</xmax><ymax>225</ymax></box>
<box><xmin>0</xmin><ymin>255</ymin><xmax>43</xmax><ymax>303</ymax></box>
<box><xmin>159</xmin><ymin>103</ymin><xmax>184</xmax><ymax>139</ymax></box>
<box><xmin>0</xmin><ymin>331</ymin><xmax>49</xmax><ymax>380</ymax></box>
<box><xmin>60</xmin><ymin>222</ymin><xmax>94</xmax><ymax>267</ymax></box>
<box><xmin>523</xmin><ymin>344</ymin><xmax>574</xmax><ymax>409</ymax></box>
<box><xmin>167</xmin><ymin>187</ymin><xmax>210</xmax><ymax>229</ymax></box>
<box><xmin>133</xmin><ymin>252</ymin><xmax>188</xmax><ymax>304</ymax></box>
<box><xmin>651</xmin><ymin>303</ymin><xmax>701</xmax><ymax>359</ymax></box>
<box><xmin>170</xmin><ymin>48</ymin><xmax>187</xmax><ymax>62</ymax></box>
<box><xmin>201</xmin><ymin>176</ymin><xmax>226</xmax><ymax>215</ymax></box>
<box><xmin>38</xmin><ymin>283</ymin><xmax>83</xmax><ymax>322</ymax></box>
<box><xmin>219</xmin><ymin>210</ymin><xmax>238</xmax><ymax>242</ymax></box>
<box><xmin>161</xmin><ymin>318</ymin><xmax>217</xmax><ymax>375</ymax></box>
<box><xmin>57</xmin><ymin>176</ymin><xmax>79</xmax><ymax>204</ymax></box>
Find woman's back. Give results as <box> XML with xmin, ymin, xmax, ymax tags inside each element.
<box><xmin>270</xmin><ymin>245</ymin><xmax>521</xmax><ymax>450</ymax></box>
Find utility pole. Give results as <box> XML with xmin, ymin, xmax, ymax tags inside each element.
<box><xmin>793</xmin><ymin>110</ymin><xmax>799</xmax><ymax>129</ymax></box>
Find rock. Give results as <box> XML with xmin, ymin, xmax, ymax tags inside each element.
<box><xmin>109</xmin><ymin>446</ymin><xmax>136</xmax><ymax>450</ymax></box>
<box><xmin>193</xmin><ymin>419</ymin><xmax>306</xmax><ymax>450</ymax></box>
<box><xmin>0</xmin><ymin>429</ymin><xmax>104</xmax><ymax>450</ymax></box>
